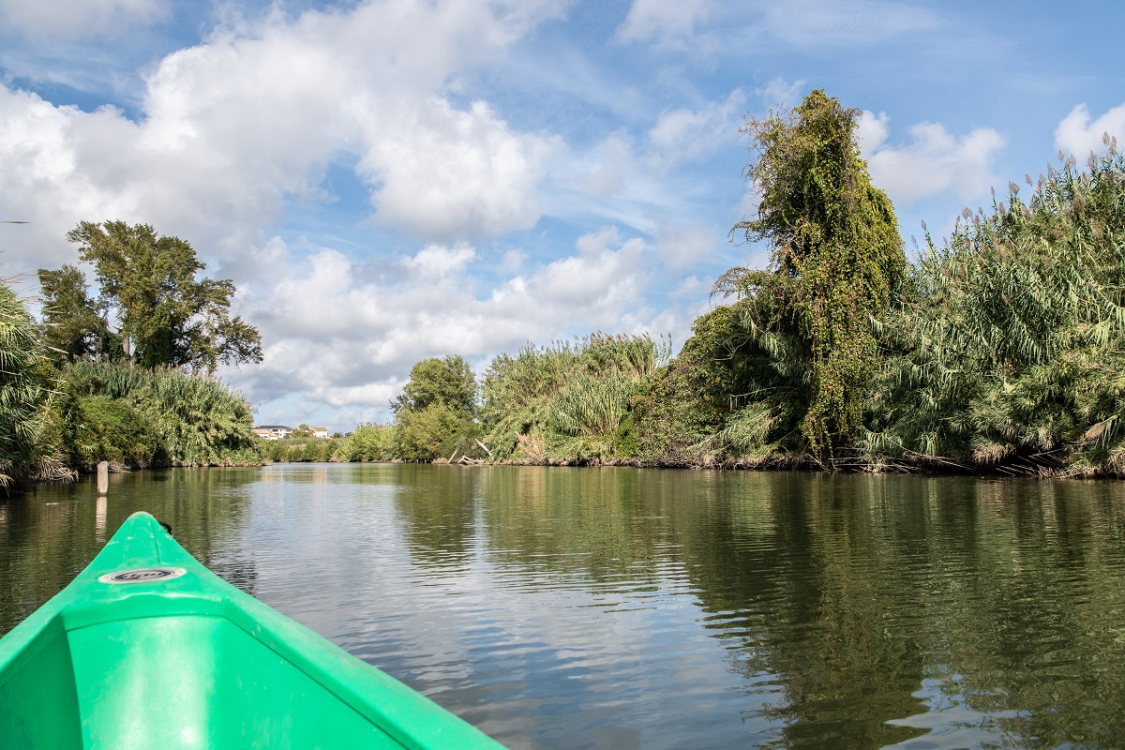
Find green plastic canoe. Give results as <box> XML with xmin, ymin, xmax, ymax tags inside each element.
<box><xmin>0</xmin><ymin>512</ymin><xmax>506</xmax><ymax>749</ymax></box>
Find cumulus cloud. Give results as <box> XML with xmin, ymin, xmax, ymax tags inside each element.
<box><xmin>357</xmin><ymin>98</ymin><xmax>558</xmax><ymax>240</ymax></box>
<box><xmin>616</xmin><ymin>0</ymin><xmax>715</xmax><ymax>50</ymax></box>
<box><xmin>1055</xmin><ymin>102</ymin><xmax>1125</xmax><ymax>158</ymax></box>
<box><xmin>857</xmin><ymin>110</ymin><xmax>1006</xmax><ymax>203</ymax></box>
<box><xmin>647</xmin><ymin>89</ymin><xmax>745</xmax><ymax>168</ymax></box>
<box><xmin>0</xmin><ymin>0</ymin><xmax>565</xmax><ymax>279</ymax></box>
<box><xmin>0</xmin><ymin>0</ymin><xmax>167</xmax><ymax>39</ymax></box>
<box><xmin>0</xmin><ymin>87</ymin><xmax>141</xmax><ymax>271</ymax></box>
<box><xmin>854</xmin><ymin>110</ymin><xmax>891</xmax><ymax>154</ymax></box>
<box><xmin>232</xmin><ymin>228</ymin><xmax>658</xmax><ymax>421</ymax></box>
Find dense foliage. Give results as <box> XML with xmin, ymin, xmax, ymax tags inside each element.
<box><xmin>393</xmin><ymin>355</ymin><xmax>478</xmax><ymax>461</ymax></box>
<box><xmin>259</xmin><ymin>424</ymin><xmax>394</xmax><ymax>464</ymax></box>
<box><xmin>0</xmin><ymin>283</ymin><xmax>60</xmax><ymax>489</ymax></box>
<box><xmin>480</xmin><ymin>333</ymin><xmax>667</xmax><ymax>462</ymax></box>
<box><xmin>37</xmin><ymin>265</ymin><xmax>117</xmax><ymax>360</ymax></box>
<box><xmin>866</xmin><ymin>144</ymin><xmax>1125</xmax><ymax>475</ymax></box>
<box><xmin>7</xmin><ymin>95</ymin><xmax>1125</xmax><ymax>482</ymax></box>
<box><xmin>54</xmin><ymin>360</ymin><xmax>261</xmax><ymax>469</ymax></box>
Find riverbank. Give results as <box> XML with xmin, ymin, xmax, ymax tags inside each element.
<box><xmin>379</xmin><ymin>148</ymin><xmax>1125</xmax><ymax>480</ymax></box>
<box><xmin>6</xmin><ymin>146</ymin><xmax>1125</xmax><ymax>491</ymax></box>
<box><xmin>256</xmin><ymin>439</ymin><xmax>1111</xmax><ymax>479</ymax></box>
<box><xmin>0</xmin><ymin>357</ymin><xmax>261</xmax><ymax>494</ymax></box>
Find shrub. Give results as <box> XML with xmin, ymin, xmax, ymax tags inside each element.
<box><xmin>0</xmin><ymin>283</ymin><xmax>58</xmax><ymax>489</ymax></box>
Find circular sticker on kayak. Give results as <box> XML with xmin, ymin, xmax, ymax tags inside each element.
<box><xmin>98</xmin><ymin>567</ymin><xmax>187</xmax><ymax>584</ymax></box>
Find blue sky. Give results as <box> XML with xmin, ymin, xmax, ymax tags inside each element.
<box><xmin>2</xmin><ymin>0</ymin><xmax>1123</xmax><ymax>431</ymax></box>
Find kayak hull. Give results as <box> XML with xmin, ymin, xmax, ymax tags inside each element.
<box><xmin>0</xmin><ymin>512</ymin><xmax>504</xmax><ymax>749</ymax></box>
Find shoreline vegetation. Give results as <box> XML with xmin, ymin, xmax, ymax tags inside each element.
<box><xmin>5</xmin><ymin>90</ymin><xmax>1125</xmax><ymax>492</ymax></box>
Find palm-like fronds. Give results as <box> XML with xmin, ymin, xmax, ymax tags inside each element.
<box><xmin>0</xmin><ymin>283</ymin><xmax>54</xmax><ymax>489</ymax></box>
<box><xmin>137</xmin><ymin>368</ymin><xmax>258</xmax><ymax>465</ymax></box>
<box><xmin>481</xmin><ymin>333</ymin><xmax>665</xmax><ymax>460</ymax></box>
<box><xmin>869</xmin><ymin>145</ymin><xmax>1125</xmax><ymax>473</ymax></box>
<box><xmin>54</xmin><ymin>360</ymin><xmax>260</xmax><ymax>468</ymax></box>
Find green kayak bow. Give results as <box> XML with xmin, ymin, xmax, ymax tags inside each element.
<box><xmin>0</xmin><ymin>512</ymin><xmax>505</xmax><ymax>749</ymax></box>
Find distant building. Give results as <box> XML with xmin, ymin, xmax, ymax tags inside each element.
<box><xmin>253</xmin><ymin>425</ymin><xmax>293</xmax><ymax>440</ymax></box>
<box><xmin>312</xmin><ymin>427</ymin><xmax>329</xmax><ymax>439</ymax></box>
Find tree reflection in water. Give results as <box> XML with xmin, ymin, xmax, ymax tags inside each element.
<box><xmin>6</xmin><ymin>466</ymin><xmax>1125</xmax><ymax>749</ymax></box>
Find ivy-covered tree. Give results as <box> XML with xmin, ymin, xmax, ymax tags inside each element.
<box><xmin>724</xmin><ymin>89</ymin><xmax>906</xmax><ymax>456</ymax></box>
<box><xmin>41</xmin><ymin>221</ymin><xmax>262</xmax><ymax>373</ymax></box>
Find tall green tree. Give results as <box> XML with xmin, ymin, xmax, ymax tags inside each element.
<box><xmin>393</xmin><ymin>355</ymin><xmax>477</xmax><ymax>461</ymax></box>
<box><xmin>393</xmin><ymin>355</ymin><xmax>477</xmax><ymax>415</ymax></box>
<box><xmin>725</xmin><ymin>89</ymin><xmax>906</xmax><ymax>456</ymax></box>
<box><xmin>46</xmin><ymin>221</ymin><xmax>262</xmax><ymax>372</ymax></box>
<box><xmin>37</xmin><ymin>265</ymin><xmax>117</xmax><ymax>361</ymax></box>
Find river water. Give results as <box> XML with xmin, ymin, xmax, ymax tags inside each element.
<box><xmin>3</xmin><ymin>464</ymin><xmax>1125</xmax><ymax>748</ymax></box>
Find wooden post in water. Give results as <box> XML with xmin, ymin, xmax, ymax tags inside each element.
<box><xmin>97</xmin><ymin>461</ymin><xmax>109</xmax><ymax>495</ymax></box>
<box><xmin>95</xmin><ymin>495</ymin><xmax>107</xmax><ymax>542</ymax></box>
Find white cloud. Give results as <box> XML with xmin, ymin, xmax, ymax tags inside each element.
<box><xmin>0</xmin><ymin>87</ymin><xmax>141</xmax><ymax>271</ymax></box>
<box><xmin>670</xmin><ymin>275</ymin><xmax>709</xmax><ymax>299</ymax></box>
<box><xmin>233</xmin><ymin>228</ymin><xmax>659</xmax><ymax>421</ymax></box>
<box><xmin>402</xmin><ymin>244</ymin><xmax>477</xmax><ymax>277</ymax></box>
<box><xmin>0</xmin><ymin>0</ymin><xmax>167</xmax><ymax>39</ymax></box>
<box><xmin>616</xmin><ymin>0</ymin><xmax>715</xmax><ymax>50</ymax></box>
<box><xmin>547</xmin><ymin>133</ymin><xmax>638</xmax><ymax>206</ymax></box>
<box><xmin>1055</xmin><ymin>102</ymin><xmax>1125</xmax><ymax>158</ymax></box>
<box><xmin>755</xmin><ymin>78</ymin><xmax>805</xmax><ymax>110</ymax></box>
<box><xmin>549</xmin><ymin>131</ymin><xmax>713</xmax><ymax>239</ymax></box>
<box><xmin>357</xmin><ymin>98</ymin><xmax>557</xmax><ymax>240</ymax></box>
<box><xmin>855</xmin><ymin>110</ymin><xmax>891</xmax><ymax>153</ymax></box>
<box><xmin>0</xmin><ymin>0</ymin><xmax>565</xmax><ymax>280</ymax></box>
<box><xmin>858</xmin><ymin>111</ymin><xmax>1006</xmax><ymax>203</ymax></box>
<box><xmin>648</xmin><ymin>89</ymin><xmax>745</xmax><ymax>168</ymax></box>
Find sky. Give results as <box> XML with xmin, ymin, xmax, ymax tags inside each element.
<box><xmin>1</xmin><ymin>0</ymin><xmax>1123</xmax><ymax>431</ymax></box>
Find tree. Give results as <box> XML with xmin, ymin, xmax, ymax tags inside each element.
<box><xmin>37</xmin><ymin>265</ymin><xmax>117</xmax><ymax>361</ymax></box>
<box><xmin>395</xmin><ymin>402</ymin><xmax>472</xmax><ymax>461</ymax></box>
<box><xmin>393</xmin><ymin>355</ymin><xmax>477</xmax><ymax>415</ymax></box>
<box><xmin>725</xmin><ymin>89</ymin><xmax>906</xmax><ymax>456</ymax></box>
<box><xmin>45</xmin><ymin>221</ymin><xmax>262</xmax><ymax>372</ymax></box>
<box><xmin>393</xmin><ymin>356</ymin><xmax>477</xmax><ymax>461</ymax></box>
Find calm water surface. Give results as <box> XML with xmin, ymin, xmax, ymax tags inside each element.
<box><xmin>3</xmin><ymin>465</ymin><xmax>1125</xmax><ymax>748</ymax></box>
